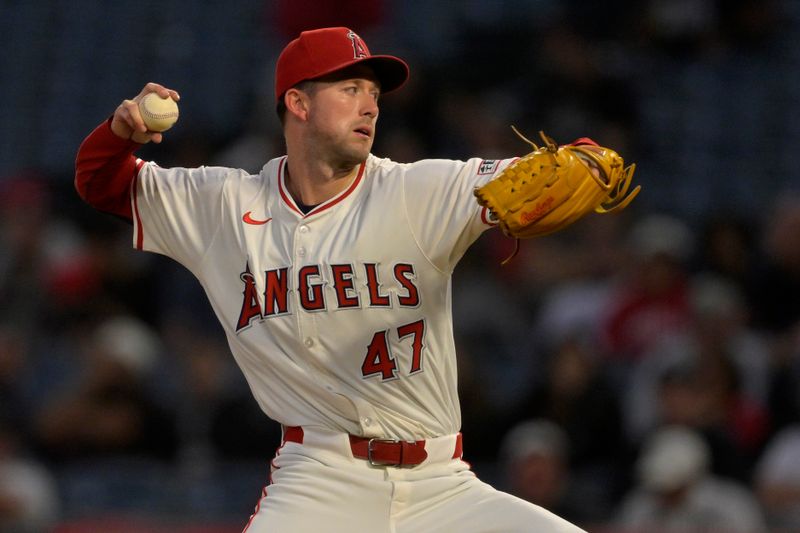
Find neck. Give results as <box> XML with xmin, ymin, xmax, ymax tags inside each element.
<box><xmin>284</xmin><ymin>155</ymin><xmax>362</xmax><ymax>207</ymax></box>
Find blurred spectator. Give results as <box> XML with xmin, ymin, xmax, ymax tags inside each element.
<box><xmin>0</xmin><ymin>175</ymin><xmax>55</xmax><ymax>333</ymax></box>
<box><xmin>690</xmin><ymin>274</ymin><xmax>770</xmax><ymax>409</ymax></box>
<box><xmin>749</xmin><ymin>194</ymin><xmax>800</xmax><ymax>333</ymax></box>
<box><xmin>687</xmin><ymin>276</ymin><xmax>771</xmax><ymax>466</ymax></box>
<box><xmin>616</xmin><ymin>425</ymin><xmax>766</xmax><ymax>532</ymax></box>
<box><xmin>162</xmin><ymin>322</ymin><xmax>281</xmax><ymax>465</ymax></box>
<box><xmin>499</xmin><ymin>419</ymin><xmax>592</xmax><ymax>526</ymax></box>
<box><xmin>623</xmin><ymin>274</ymin><xmax>771</xmax><ymax>465</ymax></box>
<box><xmin>0</xmin><ymin>325</ymin><xmax>34</xmax><ymax>443</ymax></box>
<box><xmin>32</xmin><ymin>316</ymin><xmax>179</xmax><ymax>464</ymax></box>
<box><xmin>0</xmin><ymin>414</ymin><xmax>60</xmax><ymax>533</ymax></box>
<box><xmin>749</xmin><ymin>194</ymin><xmax>800</xmax><ymax>432</ymax></box>
<box><xmin>763</xmin><ymin>329</ymin><xmax>800</xmax><ymax>438</ymax></box>
<box><xmin>627</xmin><ymin>345</ymin><xmax>766</xmax><ymax>483</ymax></box>
<box><xmin>600</xmin><ymin>214</ymin><xmax>695</xmax><ymax>362</ymax></box>
<box><xmin>510</xmin><ymin>334</ymin><xmax>626</xmax><ymax>488</ymax></box>
<box><xmin>695</xmin><ymin>212</ymin><xmax>758</xmax><ymax>290</ymax></box>
<box><xmin>0</xmin><ymin>173</ymin><xmax>158</xmax><ymax>337</ymax></box>
<box><xmin>453</xmin><ymin>335</ymin><xmax>518</xmax><ymax>465</ymax></box>
<box><xmin>69</xmin><ymin>213</ymin><xmax>162</xmax><ymax>324</ymax></box>
<box><xmin>755</xmin><ymin>424</ymin><xmax>800</xmax><ymax>530</ymax></box>
<box><xmin>515</xmin><ymin>212</ymin><xmax>630</xmax><ymax>307</ymax></box>
<box><xmin>452</xmin><ymin>240</ymin><xmax>534</xmax><ymax>419</ymax></box>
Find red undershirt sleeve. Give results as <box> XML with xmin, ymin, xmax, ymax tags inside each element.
<box><xmin>74</xmin><ymin>118</ymin><xmax>143</xmax><ymax>221</ymax></box>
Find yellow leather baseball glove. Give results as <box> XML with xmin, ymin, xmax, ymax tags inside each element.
<box><xmin>474</xmin><ymin>129</ymin><xmax>640</xmax><ymax>259</ymax></box>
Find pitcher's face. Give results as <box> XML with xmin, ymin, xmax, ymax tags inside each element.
<box><xmin>304</xmin><ymin>65</ymin><xmax>381</xmax><ymax>167</ymax></box>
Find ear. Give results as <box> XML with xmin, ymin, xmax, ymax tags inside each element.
<box><xmin>284</xmin><ymin>88</ymin><xmax>310</xmax><ymax>121</ymax></box>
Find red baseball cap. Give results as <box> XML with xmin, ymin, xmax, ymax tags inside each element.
<box><xmin>275</xmin><ymin>27</ymin><xmax>409</xmax><ymax>105</ymax></box>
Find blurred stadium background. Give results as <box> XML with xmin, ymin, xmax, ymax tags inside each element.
<box><xmin>2</xmin><ymin>0</ymin><xmax>800</xmax><ymax>531</ymax></box>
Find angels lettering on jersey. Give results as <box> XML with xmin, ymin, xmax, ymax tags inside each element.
<box><xmin>236</xmin><ymin>261</ymin><xmax>420</xmax><ymax>331</ymax></box>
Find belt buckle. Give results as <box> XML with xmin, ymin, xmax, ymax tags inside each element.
<box><xmin>367</xmin><ymin>438</ymin><xmax>400</xmax><ymax>467</ymax></box>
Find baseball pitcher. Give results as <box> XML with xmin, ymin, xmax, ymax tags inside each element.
<box><xmin>75</xmin><ymin>27</ymin><xmax>638</xmax><ymax>532</ymax></box>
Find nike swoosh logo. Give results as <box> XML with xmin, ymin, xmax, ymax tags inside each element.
<box><xmin>242</xmin><ymin>211</ymin><xmax>272</xmax><ymax>225</ymax></box>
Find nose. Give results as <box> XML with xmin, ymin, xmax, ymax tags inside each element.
<box><xmin>361</xmin><ymin>94</ymin><xmax>379</xmax><ymax>119</ymax></box>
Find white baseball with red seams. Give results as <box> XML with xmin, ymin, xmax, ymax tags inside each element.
<box><xmin>132</xmin><ymin>153</ymin><xmax>506</xmax><ymax>439</ymax></box>
<box><xmin>138</xmin><ymin>92</ymin><xmax>179</xmax><ymax>132</ymax></box>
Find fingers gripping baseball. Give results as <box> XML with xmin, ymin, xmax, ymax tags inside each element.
<box><xmin>111</xmin><ymin>83</ymin><xmax>180</xmax><ymax>144</ymax></box>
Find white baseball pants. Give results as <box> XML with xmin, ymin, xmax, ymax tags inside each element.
<box><xmin>242</xmin><ymin>426</ymin><xmax>584</xmax><ymax>533</ymax></box>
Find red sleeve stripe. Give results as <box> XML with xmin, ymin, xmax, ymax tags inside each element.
<box><xmin>132</xmin><ymin>160</ymin><xmax>145</xmax><ymax>250</ymax></box>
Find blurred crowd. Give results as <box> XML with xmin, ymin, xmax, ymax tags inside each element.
<box><xmin>3</xmin><ymin>0</ymin><xmax>800</xmax><ymax>531</ymax></box>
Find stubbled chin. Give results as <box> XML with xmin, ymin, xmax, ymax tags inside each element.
<box><xmin>337</xmin><ymin>143</ymin><xmax>371</xmax><ymax>167</ymax></box>
<box><xmin>351</xmin><ymin>136</ymin><xmax>373</xmax><ymax>154</ymax></box>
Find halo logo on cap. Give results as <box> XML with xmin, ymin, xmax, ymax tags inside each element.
<box><xmin>348</xmin><ymin>30</ymin><xmax>368</xmax><ymax>59</ymax></box>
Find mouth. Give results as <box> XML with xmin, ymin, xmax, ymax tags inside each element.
<box><xmin>353</xmin><ymin>125</ymin><xmax>372</xmax><ymax>139</ymax></box>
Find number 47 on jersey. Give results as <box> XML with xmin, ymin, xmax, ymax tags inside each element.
<box><xmin>361</xmin><ymin>319</ymin><xmax>425</xmax><ymax>381</ymax></box>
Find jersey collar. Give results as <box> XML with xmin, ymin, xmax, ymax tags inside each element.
<box><xmin>278</xmin><ymin>157</ymin><xmax>366</xmax><ymax>218</ymax></box>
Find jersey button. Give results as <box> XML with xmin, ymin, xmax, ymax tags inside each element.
<box><xmin>304</xmin><ymin>337</ymin><xmax>314</xmax><ymax>348</ymax></box>
<box><xmin>361</xmin><ymin>417</ymin><xmax>372</xmax><ymax>426</ymax></box>
<box><xmin>299</xmin><ymin>225</ymin><xmax>309</xmax><ymax>233</ymax></box>
<box><xmin>297</xmin><ymin>247</ymin><xmax>306</xmax><ymax>257</ymax></box>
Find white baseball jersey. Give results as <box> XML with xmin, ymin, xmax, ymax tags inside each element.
<box><xmin>131</xmin><ymin>153</ymin><xmax>513</xmax><ymax>439</ymax></box>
